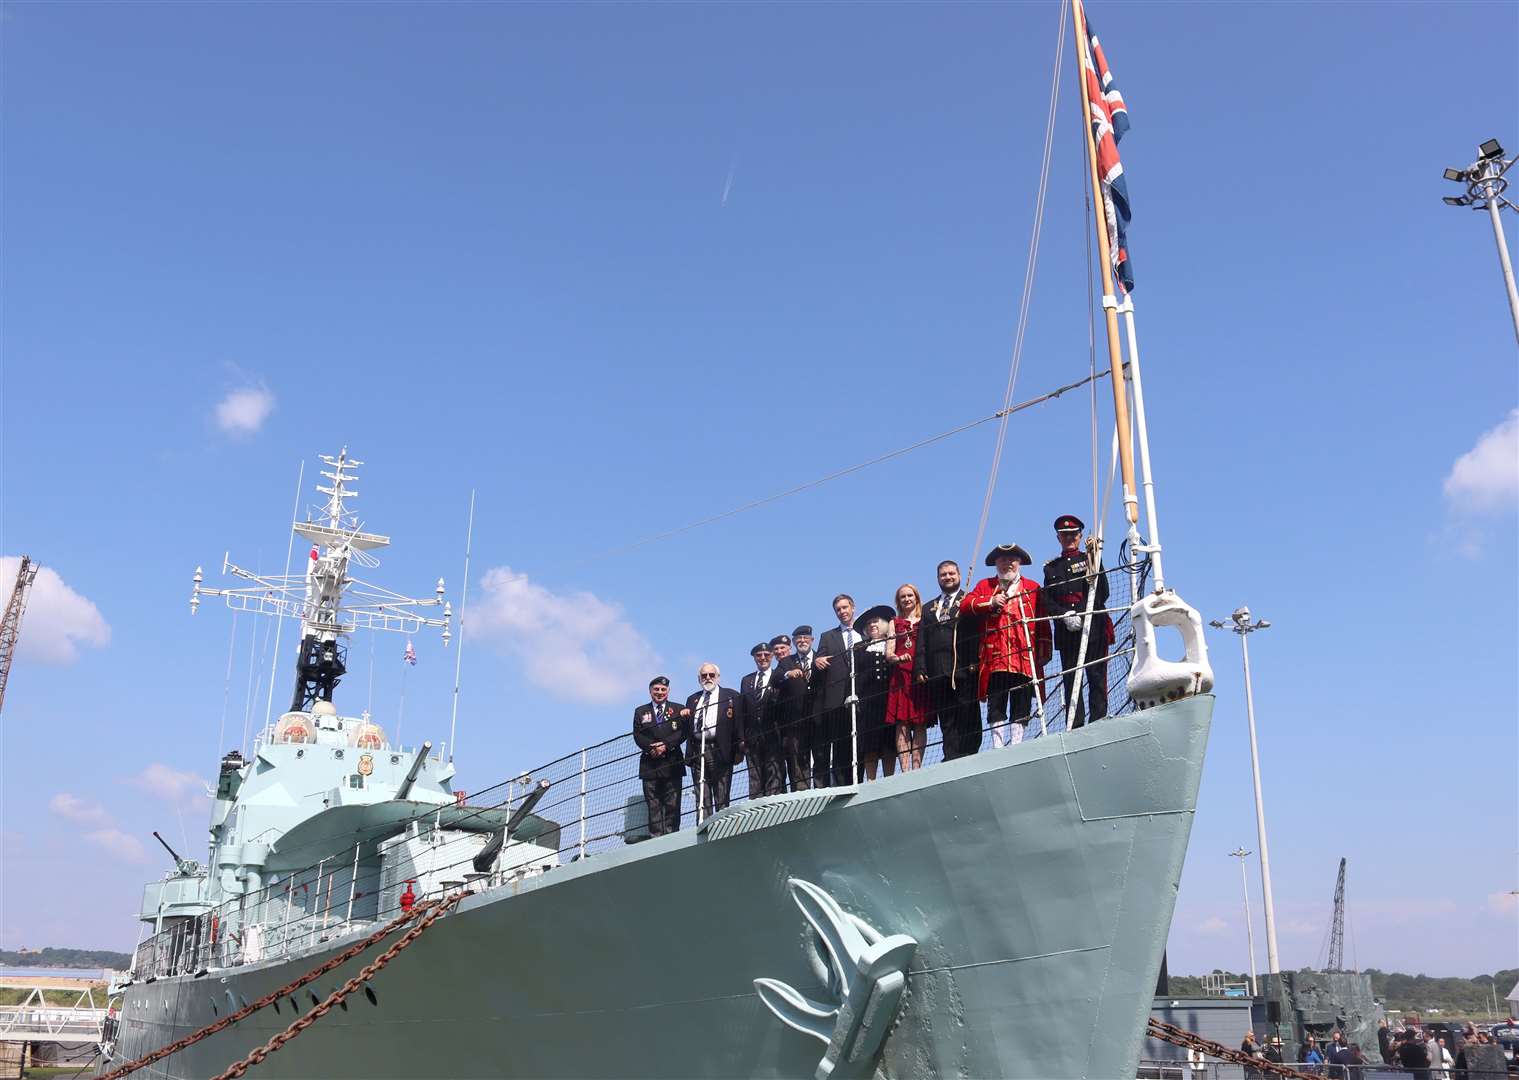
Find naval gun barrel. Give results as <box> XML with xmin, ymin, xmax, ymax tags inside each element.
<box><xmin>473</xmin><ymin>778</ymin><xmax>552</xmax><ymax>874</ymax></box>
<box><xmin>152</xmin><ymin>831</ymin><xmax>184</xmax><ymax>867</ymax></box>
<box><xmin>396</xmin><ymin>740</ymin><xmax>431</xmax><ymax>801</ymax></box>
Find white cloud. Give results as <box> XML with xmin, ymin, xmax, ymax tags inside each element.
<box><xmin>214</xmin><ymin>385</ymin><xmax>276</xmax><ymax>435</ymax></box>
<box><xmin>1488</xmin><ymin>892</ymin><xmax>1519</xmax><ymax>916</ymax></box>
<box><xmin>1196</xmin><ymin>916</ymin><xmax>1231</xmax><ymax>936</ymax></box>
<box><xmin>50</xmin><ymin>792</ymin><xmax>111</xmax><ymax>827</ymax></box>
<box><xmin>128</xmin><ymin>763</ymin><xmax>207</xmax><ymax>804</ymax></box>
<box><xmin>1445</xmin><ymin>408</ymin><xmax>1519</xmax><ymax>513</ymax></box>
<box><xmin>83</xmin><ymin>828</ymin><xmax>148</xmax><ymax>864</ymax></box>
<box><xmin>50</xmin><ymin>793</ymin><xmax>148</xmax><ymax>863</ymax></box>
<box><xmin>0</xmin><ymin>557</ymin><xmax>110</xmax><ymax>664</ymax></box>
<box><xmin>468</xmin><ymin>567</ymin><xmax>660</xmax><ymax>705</ymax></box>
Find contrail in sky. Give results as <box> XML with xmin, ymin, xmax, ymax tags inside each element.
<box><xmin>721</xmin><ymin>158</ymin><xmax>736</xmax><ymax>207</ymax></box>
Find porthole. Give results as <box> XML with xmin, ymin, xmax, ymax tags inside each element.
<box><xmin>335</xmin><ymin>749</ymin><xmax>345</xmax><ymax>760</ymax></box>
<box><xmin>296</xmin><ymin>749</ymin><xmax>305</xmax><ymax>759</ymax></box>
<box><xmin>333</xmin><ymin>987</ymin><xmax>347</xmax><ymax>1011</ymax></box>
<box><xmin>288</xmin><ymin>995</ymin><xmax>299</xmax><ymax>1014</ymax></box>
<box><xmin>212</xmin><ymin>1001</ymin><xmax>219</xmax><ymax>1016</ymax></box>
<box><xmin>309</xmin><ymin>990</ymin><xmax>320</xmax><ymax>1008</ymax></box>
<box><xmin>272</xmin><ymin>998</ymin><xmax>280</xmax><ymax>1014</ymax></box>
<box><xmin>364</xmin><ymin>986</ymin><xmax>378</xmax><ymax>1006</ymax></box>
<box><xmin>389</xmin><ymin>755</ymin><xmax>400</xmax><ymax>765</ymax></box>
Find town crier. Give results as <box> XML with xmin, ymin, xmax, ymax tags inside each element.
<box><xmin>962</xmin><ymin>543</ymin><xmax>1051</xmax><ymax>747</ymax></box>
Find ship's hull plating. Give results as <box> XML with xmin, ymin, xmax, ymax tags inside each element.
<box><xmin>112</xmin><ymin>695</ymin><xmax>1212</xmax><ymax>1079</ymax></box>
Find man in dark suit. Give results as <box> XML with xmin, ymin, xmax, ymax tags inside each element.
<box><xmin>914</xmin><ymin>560</ymin><xmax>983</xmax><ymax>760</ymax></box>
<box><xmin>811</xmin><ymin>595</ymin><xmax>861</xmax><ymax>787</ymax></box>
<box><xmin>632</xmin><ymin>675</ymin><xmax>687</xmax><ymax>838</ymax></box>
<box><xmin>771</xmin><ymin>631</ymin><xmax>812</xmax><ymax>792</ymax></box>
<box><xmin>685</xmin><ymin>662</ymin><xmax>744</xmax><ymax>819</ymax></box>
<box><xmin>739</xmin><ymin>642</ymin><xmax>784</xmax><ymax>798</ymax></box>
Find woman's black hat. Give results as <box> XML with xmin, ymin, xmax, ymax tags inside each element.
<box><xmin>853</xmin><ymin>604</ymin><xmax>896</xmax><ymax>633</ymax></box>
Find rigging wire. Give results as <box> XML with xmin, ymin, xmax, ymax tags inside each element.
<box><xmin>968</xmin><ymin>0</ymin><xmax>1067</xmax><ymax>571</ymax></box>
<box><xmin>215</xmin><ymin>611</ymin><xmax>239</xmax><ymax>760</ymax></box>
<box><xmin>262</xmin><ymin>461</ymin><xmax>305</xmax><ymax>733</ymax></box>
<box><xmin>605</xmin><ymin>366</ymin><xmax>1109</xmax><ymax>559</ymax></box>
<box><xmin>239</xmin><ymin>562</ymin><xmax>263</xmax><ymax>757</ymax></box>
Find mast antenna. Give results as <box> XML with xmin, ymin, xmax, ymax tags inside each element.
<box><xmin>191</xmin><ymin>449</ymin><xmax>452</xmax><ymax>718</ymax></box>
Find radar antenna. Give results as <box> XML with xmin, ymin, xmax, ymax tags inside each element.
<box><xmin>190</xmin><ymin>449</ymin><xmax>451</xmax><ymax>713</ymax></box>
<box><xmin>0</xmin><ymin>555</ymin><xmax>40</xmax><ymax>713</ymax></box>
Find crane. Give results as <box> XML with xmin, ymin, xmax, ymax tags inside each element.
<box><xmin>1321</xmin><ymin>857</ymin><xmax>1347</xmax><ymax>972</ymax></box>
<box><xmin>0</xmin><ymin>555</ymin><xmax>39</xmax><ymax>713</ymax></box>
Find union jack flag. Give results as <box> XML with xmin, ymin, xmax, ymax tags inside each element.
<box><xmin>403</xmin><ymin>639</ymin><xmax>417</xmax><ymax>666</ymax></box>
<box><xmin>1080</xmin><ymin>7</ymin><xmax>1134</xmax><ymax>293</ymax></box>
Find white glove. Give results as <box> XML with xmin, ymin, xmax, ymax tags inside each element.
<box><xmin>1062</xmin><ymin>614</ymin><xmax>1083</xmax><ymax>633</ymax></box>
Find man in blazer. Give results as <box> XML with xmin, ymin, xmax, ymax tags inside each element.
<box><xmin>685</xmin><ymin>662</ymin><xmax>745</xmax><ymax>819</ymax></box>
<box><xmin>811</xmin><ymin>595</ymin><xmax>861</xmax><ymax>788</ymax></box>
<box><xmin>914</xmin><ymin>560</ymin><xmax>983</xmax><ymax>760</ymax></box>
<box><xmin>739</xmin><ymin>642</ymin><xmax>784</xmax><ymax>798</ymax></box>
<box><xmin>632</xmin><ymin>675</ymin><xmax>688</xmax><ymax>838</ymax></box>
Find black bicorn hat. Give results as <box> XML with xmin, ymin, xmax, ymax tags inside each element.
<box><xmin>984</xmin><ymin>543</ymin><xmax>1033</xmax><ymax>566</ymax></box>
<box><xmin>792</xmin><ymin>624</ymin><xmax>814</xmax><ymax>638</ymax></box>
<box><xmin>768</xmin><ymin>634</ymin><xmax>791</xmax><ymax>649</ymax></box>
<box><xmin>1053</xmin><ymin>514</ymin><xmax>1085</xmax><ymax>533</ymax></box>
<box><xmin>853</xmin><ymin>604</ymin><xmax>896</xmax><ymax>633</ymax></box>
<box><xmin>649</xmin><ymin>675</ymin><xmax>670</xmax><ymax>687</ymax></box>
<box><xmin>750</xmin><ymin>642</ymin><xmax>773</xmax><ymax>657</ymax></box>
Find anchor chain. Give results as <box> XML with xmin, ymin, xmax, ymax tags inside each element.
<box><xmin>98</xmin><ymin>893</ymin><xmax>455</xmax><ymax>1080</ymax></box>
<box><xmin>212</xmin><ymin>890</ymin><xmax>466</xmax><ymax>1080</ymax></box>
<box><xmin>1147</xmin><ymin>1017</ymin><xmax>1320</xmax><ymax>1080</ymax></box>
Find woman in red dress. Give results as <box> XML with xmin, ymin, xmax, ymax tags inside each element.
<box><xmin>885</xmin><ymin>583</ymin><xmax>929</xmax><ymax>772</ymax></box>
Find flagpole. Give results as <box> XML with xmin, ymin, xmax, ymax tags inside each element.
<box><xmin>1071</xmin><ymin>0</ymin><xmax>1139</xmax><ymax>526</ymax></box>
<box><xmin>1118</xmin><ymin>297</ymin><xmax>1165</xmax><ymax>591</ymax></box>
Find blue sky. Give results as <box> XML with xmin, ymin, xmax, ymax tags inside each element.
<box><xmin>3</xmin><ymin>1</ymin><xmax>1515</xmax><ymax>978</ymax></box>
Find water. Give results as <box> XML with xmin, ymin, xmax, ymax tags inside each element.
<box><xmin>0</xmin><ymin>966</ymin><xmax>112</xmax><ymax>980</ymax></box>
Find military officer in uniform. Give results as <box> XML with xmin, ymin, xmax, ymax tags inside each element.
<box><xmin>632</xmin><ymin>676</ymin><xmax>688</xmax><ymax>837</ymax></box>
<box><xmin>685</xmin><ymin>663</ymin><xmax>744</xmax><ymax>818</ymax></box>
<box><xmin>1041</xmin><ymin>514</ymin><xmax>1111</xmax><ymax>729</ymax></box>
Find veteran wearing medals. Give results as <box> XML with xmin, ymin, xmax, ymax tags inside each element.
<box><xmin>632</xmin><ymin>675</ymin><xmax>688</xmax><ymax>838</ymax></box>
<box><xmin>1040</xmin><ymin>514</ymin><xmax>1111</xmax><ymax>729</ymax></box>
<box><xmin>740</xmin><ymin>641</ymin><xmax>785</xmax><ymax>797</ymax></box>
<box><xmin>685</xmin><ymin>663</ymin><xmax>745</xmax><ymax>819</ymax></box>
<box><xmin>914</xmin><ymin>560</ymin><xmax>983</xmax><ymax>760</ymax></box>
<box><xmin>774</xmin><ymin>628</ymin><xmax>815</xmax><ymax>792</ymax></box>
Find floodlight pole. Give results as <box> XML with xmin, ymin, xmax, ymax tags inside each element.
<box><xmin>1229</xmin><ymin>847</ymin><xmax>1259</xmax><ymax>997</ymax></box>
<box><xmin>1210</xmin><ymin>610</ymin><xmax>1281</xmax><ymax>982</ymax></box>
<box><xmin>1476</xmin><ymin>159</ymin><xmax>1519</xmax><ymax>347</ymax></box>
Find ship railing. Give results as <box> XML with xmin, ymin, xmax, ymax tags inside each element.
<box><xmin>131</xmin><ymin>557</ymin><xmax>1166</xmax><ymax>980</ymax></box>
<box><xmin>1139</xmin><ymin>1059</ymin><xmax>1415</xmax><ymax>1079</ymax></box>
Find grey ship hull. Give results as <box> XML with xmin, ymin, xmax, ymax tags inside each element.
<box><xmin>112</xmin><ymin>695</ymin><xmax>1212</xmax><ymax>1079</ymax></box>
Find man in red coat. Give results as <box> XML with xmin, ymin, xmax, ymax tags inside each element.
<box><xmin>961</xmin><ymin>543</ymin><xmax>1051</xmax><ymax>747</ymax></box>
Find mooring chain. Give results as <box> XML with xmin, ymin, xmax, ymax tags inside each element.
<box><xmin>1147</xmin><ymin>1018</ymin><xmax>1319</xmax><ymax>1080</ymax></box>
<box><xmin>97</xmin><ymin>894</ymin><xmax>451</xmax><ymax>1080</ymax></box>
<box><xmin>211</xmin><ymin>890</ymin><xmax>466</xmax><ymax>1080</ymax></box>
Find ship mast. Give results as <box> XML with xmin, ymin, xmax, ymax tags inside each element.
<box><xmin>191</xmin><ymin>448</ymin><xmax>452</xmax><ymax>716</ymax></box>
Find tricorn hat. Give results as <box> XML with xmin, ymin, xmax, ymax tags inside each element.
<box><xmin>853</xmin><ymin>604</ymin><xmax>896</xmax><ymax>633</ymax></box>
<box><xmin>984</xmin><ymin>543</ymin><xmax>1033</xmax><ymax>566</ymax></box>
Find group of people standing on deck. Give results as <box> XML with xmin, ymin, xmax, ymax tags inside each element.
<box><xmin>632</xmin><ymin>514</ymin><xmax>1116</xmax><ymax>838</ymax></box>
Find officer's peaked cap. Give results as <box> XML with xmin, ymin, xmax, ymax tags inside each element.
<box><xmin>1053</xmin><ymin>514</ymin><xmax>1085</xmax><ymax>533</ymax></box>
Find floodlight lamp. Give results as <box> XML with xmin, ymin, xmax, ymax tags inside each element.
<box><xmin>1208</xmin><ymin>620</ymin><xmax>1226</xmax><ymax>629</ymax></box>
<box><xmin>1479</xmin><ymin>138</ymin><xmax>1504</xmax><ymax>160</ymax></box>
<box><xmin>1444</xmin><ymin>167</ymin><xmax>1466</xmax><ymax>182</ymax></box>
<box><xmin>1443</xmin><ymin>195</ymin><xmax>1468</xmax><ymax>207</ymax></box>
<box><xmin>1257</xmin><ymin>619</ymin><xmax>1271</xmax><ymax>629</ymax></box>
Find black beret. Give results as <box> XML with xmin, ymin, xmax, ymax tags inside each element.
<box><xmin>649</xmin><ymin>675</ymin><xmax>670</xmax><ymax>688</ymax></box>
<box><xmin>1054</xmin><ymin>514</ymin><xmax>1085</xmax><ymax>533</ymax></box>
<box><xmin>792</xmin><ymin>625</ymin><xmax>813</xmax><ymax>638</ymax></box>
<box><xmin>768</xmin><ymin>634</ymin><xmax>791</xmax><ymax>649</ymax></box>
<box><xmin>984</xmin><ymin>543</ymin><xmax>1033</xmax><ymax>566</ymax></box>
<box><xmin>750</xmin><ymin>642</ymin><xmax>772</xmax><ymax>657</ymax></box>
